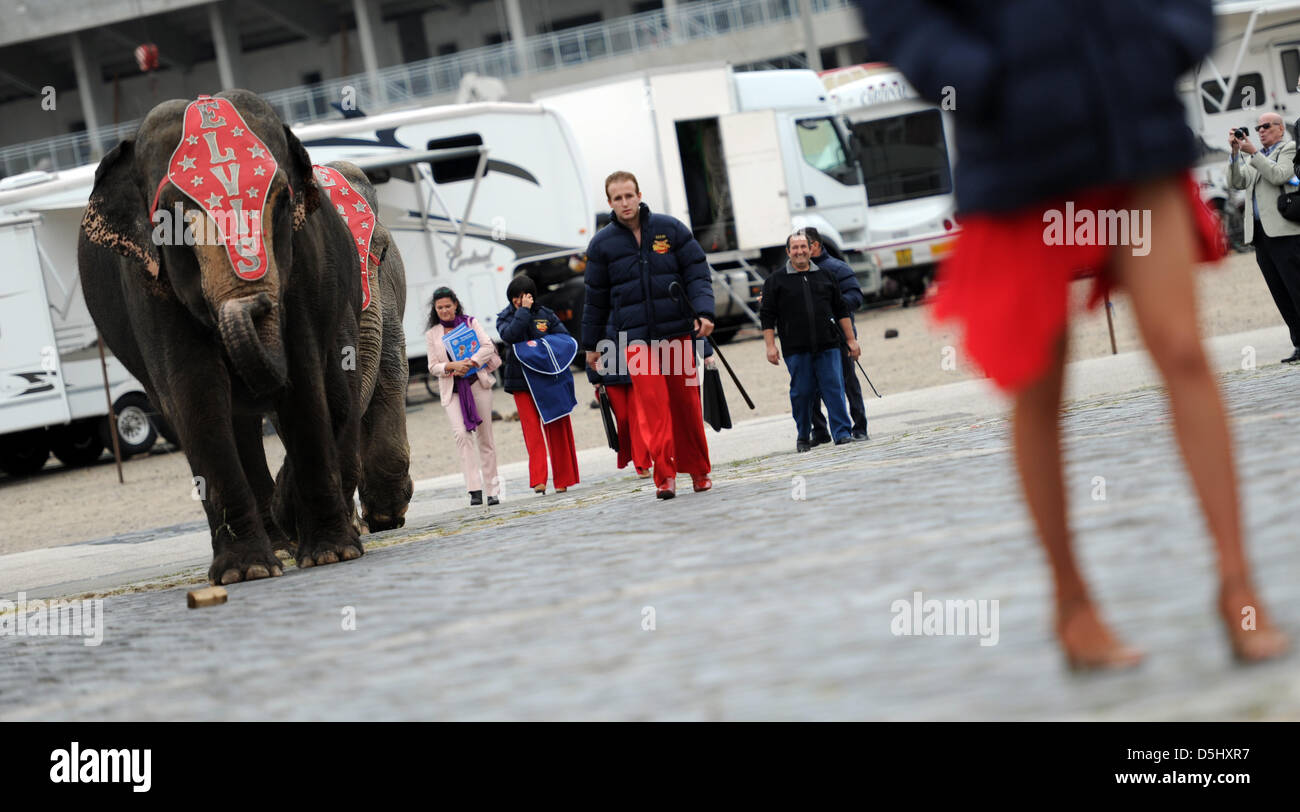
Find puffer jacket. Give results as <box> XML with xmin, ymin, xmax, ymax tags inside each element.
<box><xmin>496</xmin><ymin>302</ymin><xmax>569</xmax><ymax>394</ymax></box>
<box><xmin>854</xmin><ymin>0</ymin><xmax>1215</xmax><ymax>214</ymax></box>
<box><xmin>581</xmin><ymin>203</ymin><xmax>715</xmax><ymax>351</ymax></box>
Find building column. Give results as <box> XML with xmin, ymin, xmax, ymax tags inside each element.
<box><xmin>208</xmin><ymin>0</ymin><xmax>243</xmax><ymax>89</ymax></box>
<box><xmin>797</xmin><ymin>0</ymin><xmax>823</xmax><ymax>72</ymax></box>
<box><xmin>353</xmin><ymin>0</ymin><xmax>385</xmax><ymax>105</ymax></box>
<box><xmin>68</xmin><ymin>30</ymin><xmax>105</xmax><ymax>158</ymax></box>
<box><xmin>663</xmin><ymin>0</ymin><xmax>680</xmax><ymax>44</ymax></box>
<box><xmin>503</xmin><ymin>0</ymin><xmax>528</xmax><ymax>73</ymax></box>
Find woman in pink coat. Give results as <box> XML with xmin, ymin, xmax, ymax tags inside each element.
<box><xmin>425</xmin><ymin>287</ymin><xmax>502</xmax><ymax>506</ymax></box>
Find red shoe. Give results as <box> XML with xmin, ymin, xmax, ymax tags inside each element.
<box><xmin>691</xmin><ymin>475</ymin><xmax>713</xmax><ymax>493</ymax></box>
<box><xmin>656</xmin><ymin>481</ymin><xmax>676</xmax><ymax>499</ymax></box>
<box><xmin>635</xmin><ymin>466</ymin><xmax>652</xmax><ymax>478</ymax></box>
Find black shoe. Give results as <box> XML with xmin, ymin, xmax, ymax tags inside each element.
<box><xmin>834</xmin><ymin>436</ymin><xmax>853</xmax><ymax>445</ymax></box>
<box><xmin>796</xmin><ymin>439</ymin><xmax>811</xmax><ymax>452</ymax></box>
<box><xmin>469</xmin><ymin>490</ymin><xmax>483</xmax><ymax>506</ymax></box>
<box><xmin>851</xmin><ymin>429</ymin><xmax>868</xmax><ymax>441</ymax></box>
<box><xmin>1284</xmin><ymin>349</ymin><xmax>1300</xmax><ymax>365</ymax></box>
<box><xmin>487</xmin><ymin>496</ymin><xmax>499</xmax><ymax>506</ymax></box>
<box><xmin>810</xmin><ymin>431</ymin><xmax>832</xmax><ymax>447</ymax></box>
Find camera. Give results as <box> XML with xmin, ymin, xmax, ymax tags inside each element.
<box><xmin>1234</xmin><ymin>126</ymin><xmax>1250</xmax><ymax>140</ymax></box>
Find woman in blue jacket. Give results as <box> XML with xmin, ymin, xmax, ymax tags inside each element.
<box><xmin>857</xmin><ymin>0</ymin><xmax>1286</xmax><ymax>667</ymax></box>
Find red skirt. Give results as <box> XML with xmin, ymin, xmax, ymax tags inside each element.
<box><xmin>931</xmin><ymin>172</ymin><xmax>1226</xmax><ymax>392</ymax></box>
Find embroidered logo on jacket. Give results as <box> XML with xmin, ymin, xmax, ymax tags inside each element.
<box><xmin>652</xmin><ymin>235</ymin><xmax>670</xmax><ymax>254</ymax></box>
<box><xmin>534</xmin><ymin>319</ymin><xmax>549</xmax><ymax>333</ymax></box>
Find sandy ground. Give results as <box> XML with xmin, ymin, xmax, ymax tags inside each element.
<box><xmin>0</xmin><ymin>250</ymin><xmax>1287</xmax><ymax>554</ymax></box>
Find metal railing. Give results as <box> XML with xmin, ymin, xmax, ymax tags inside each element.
<box><xmin>0</xmin><ymin>0</ymin><xmax>853</xmax><ymax>177</ymax></box>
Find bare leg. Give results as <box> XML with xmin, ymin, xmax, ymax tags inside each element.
<box><xmin>1013</xmin><ymin>334</ymin><xmax>1143</xmax><ymax>669</ymax></box>
<box><xmin>1113</xmin><ymin>176</ymin><xmax>1286</xmax><ymax>662</ymax></box>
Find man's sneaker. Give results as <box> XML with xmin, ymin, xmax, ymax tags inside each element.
<box><xmin>810</xmin><ymin>431</ymin><xmax>832</xmax><ymax>447</ymax></box>
<box><xmin>1284</xmin><ymin>349</ymin><xmax>1300</xmax><ymax>365</ymax></box>
<box><xmin>851</xmin><ymin>429</ymin><xmax>869</xmax><ymax>441</ymax></box>
<box><xmin>834</xmin><ymin>436</ymin><xmax>853</xmax><ymax>445</ymax></box>
<box><xmin>796</xmin><ymin>439</ymin><xmax>811</xmax><ymax>452</ymax></box>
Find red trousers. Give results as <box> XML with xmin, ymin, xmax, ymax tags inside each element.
<box><xmin>625</xmin><ymin>336</ymin><xmax>710</xmax><ymax>488</ymax></box>
<box><xmin>513</xmin><ymin>391</ymin><xmax>579</xmax><ymax>489</ymax></box>
<box><xmin>604</xmin><ymin>383</ymin><xmax>650</xmax><ymax>471</ymax></box>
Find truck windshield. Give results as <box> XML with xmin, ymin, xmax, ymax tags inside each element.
<box><xmin>795</xmin><ymin>117</ymin><xmax>858</xmax><ymax>186</ymax></box>
<box><xmin>849</xmin><ymin>109</ymin><xmax>953</xmax><ymax>205</ymax></box>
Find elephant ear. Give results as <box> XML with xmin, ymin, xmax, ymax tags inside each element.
<box><xmin>283</xmin><ymin>125</ymin><xmax>320</xmax><ymax>230</ymax></box>
<box><xmin>81</xmin><ymin>138</ymin><xmax>161</xmax><ymax>277</ymax></box>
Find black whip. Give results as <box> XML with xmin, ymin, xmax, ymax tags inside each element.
<box><xmin>831</xmin><ymin>316</ymin><xmax>882</xmax><ymax>398</ymax></box>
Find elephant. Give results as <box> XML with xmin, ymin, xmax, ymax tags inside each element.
<box><xmin>78</xmin><ymin>89</ymin><xmax>365</xmax><ymax>584</ymax></box>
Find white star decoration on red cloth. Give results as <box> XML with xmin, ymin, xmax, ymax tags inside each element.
<box><xmin>154</xmin><ymin>95</ymin><xmax>280</xmax><ymax>281</ymax></box>
<box><xmin>312</xmin><ymin>164</ymin><xmax>377</xmax><ymax>309</ymax></box>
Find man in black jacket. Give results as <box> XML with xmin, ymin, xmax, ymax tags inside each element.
<box><xmin>804</xmin><ymin>227</ymin><xmax>869</xmax><ymax>442</ymax></box>
<box><xmin>761</xmin><ymin>231</ymin><xmax>861</xmax><ymax>451</ymax></box>
<box><xmin>581</xmin><ymin>171</ymin><xmax>716</xmax><ymax>499</ymax></box>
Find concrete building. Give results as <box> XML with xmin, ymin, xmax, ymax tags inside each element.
<box><xmin>0</xmin><ymin>0</ymin><xmax>870</xmax><ymax>177</ymax></box>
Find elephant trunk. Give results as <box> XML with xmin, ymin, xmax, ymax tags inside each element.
<box><xmin>218</xmin><ymin>292</ymin><xmax>287</xmax><ymax>398</ymax></box>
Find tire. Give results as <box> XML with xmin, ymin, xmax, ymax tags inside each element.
<box><xmin>49</xmin><ymin>420</ymin><xmax>105</xmax><ymax>467</ymax></box>
<box><xmin>99</xmin><ymin>392</ymin><xmax>158</xmax><ymax>458</ymax></box>
<box><xmin>0</xmin><ymin>429</ymin><xmax>50</xmax><ymax>478</ymax></box>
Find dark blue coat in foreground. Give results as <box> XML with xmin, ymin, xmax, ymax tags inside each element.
<box><xmin>853</xmin><ymin>0</ymin><xmax>1215</xmax><ymax>214</ymax></box>
<box><xmin>581</xmin><ymin>203</ymin><xmax>715</xmax><ymax>351</ymax></box>
<box><xmin>813</xmin><ymin>250</ymin><xmax>863</xmax><ymax>313</ymax></box>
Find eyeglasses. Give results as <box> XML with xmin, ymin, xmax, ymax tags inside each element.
<box><xmin>1256</xmin><ymin>123</ymin><xmax>1278</xmax><ymax>131</ymax></box>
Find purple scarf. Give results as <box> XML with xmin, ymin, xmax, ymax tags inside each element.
<box><xmin>442</xmin><ymin>314</ymin><xmax>482</xmax><ymax>432</ymax></box>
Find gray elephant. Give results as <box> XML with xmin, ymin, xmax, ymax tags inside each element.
<box><xmin>79</xmin><ymin>89</ymin><xmax>365</xmax><ymax>584</ymax></box>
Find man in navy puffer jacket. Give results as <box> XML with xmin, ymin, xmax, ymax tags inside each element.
<box><xmin>581</xmin><ymin>170</ymin><xmax>716</xmax><ymax>499</ymax></box>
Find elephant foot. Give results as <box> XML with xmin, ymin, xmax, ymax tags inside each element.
<box><xmin>363</xmin><ymin>511</ymin><xmax>406</xmax><ymax>532</ymax></box>
<box><xmin>208</xmin><ymin>544</ymin><xmax>285</xmax><ymax>586</ymax></box>
<box><xmin>297</xmin><ymin>534</ymin><xmax>364</xmax><ymax>569</ymax></box>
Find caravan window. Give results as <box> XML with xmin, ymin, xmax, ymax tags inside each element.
<box><xmin>795</xmin><ymin>117</ymin><xmax>857</xmax><ymax>186</ymax></box>
<box><xmin>1200</xmin><ymin>73</ymin><xmax>1265</xmax><ymax>113</ymax></box>
<box><xmin>426</xmin><ymin>134</ymin><xmax>484</xmax><ymax>183</ymax></box>
<box><xmin>1282</xmin><ymin>49</ymin><xmax>1300</xmax><ymax>94</ymax></box>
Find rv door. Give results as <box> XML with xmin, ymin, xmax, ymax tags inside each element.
<box><xmin>0</xmin><ymin>217</ymin><xmax>72</xmax><ymax>432</ymax></box>
<box><xmin>719</xmin><ymin>109</ymin><xmax>792</xmax><ymax>251</ymax></box>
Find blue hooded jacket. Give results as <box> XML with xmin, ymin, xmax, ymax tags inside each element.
<box><xmin>581</xmin><ymin>203</ymin><xmax>715</xmax><ymax>351</ymax></box>
<box><xmin>853</xmin><ymin>0</ymin><xmax>1215</xmax><ymax>214</ymax></box>
<box><xmin>497</xmin><ymin>302</ymin><xmax>569</xmax><ymax>394</ymax></box>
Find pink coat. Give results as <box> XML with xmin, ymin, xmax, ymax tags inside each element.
<box><xmin>425</xmin><ymin>317</ymin><xmax>501</xmax><ymax>403</ymax></box>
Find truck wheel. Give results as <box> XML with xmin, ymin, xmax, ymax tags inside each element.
<box><xmin>0</xmin><ymin>429</ymin><xmax>50</xmax><ymax>477</ymax></box>
<box><xmin>49</xmin><ymin>420</ymin><xmax>106</xmax><ymax>467</ymax></box>
<box><xmin>100</xmin><ymin>392</ymin><xmax>158</xmax><ymax>458</ymax></box>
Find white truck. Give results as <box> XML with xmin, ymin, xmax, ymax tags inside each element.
<box><xmin>534</xmin><ymin>64</ymin><xmax>875</xmax><ymax>341</ymax></box>
<box><xmin>1178</xmin><ymin>1</ymin><xmax>1300</xmax><ymax>252</ymax></box>
<box><xmin>0</xmin><ymin>169</ymin><xmax>176</xmax><ymax>478</ymax></box>
<box><xmin>821</xmin><ymin>62</ymin><xmax>960</xmax><ymax>304</ymax></box>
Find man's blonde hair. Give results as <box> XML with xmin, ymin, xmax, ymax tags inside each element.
<box><xmin>604</xmin><ymin>170</ymin><xmax>640</xmax><ymax>199</ymax></box>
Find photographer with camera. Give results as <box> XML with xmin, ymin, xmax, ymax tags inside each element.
<box><xmin>1228</xmin><ymin>112</ymin><xmax>1300</xmax><ymax>364</ymax></box>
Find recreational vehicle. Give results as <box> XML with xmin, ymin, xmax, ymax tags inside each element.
<box><xmin>535</xmin><ymin>64</ymin><xmax>875</xmax><ymax>342</ymax></box>
<box><xmin>821</xmin><ymin>63</ymin><xmax>960</xmax><ymax>303</ymax></box>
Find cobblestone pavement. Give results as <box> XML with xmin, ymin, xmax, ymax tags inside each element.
<box><xmin>2</xmin><ymin>364</ymin><xmax>1298</xmax><ymax>721</ymax></box>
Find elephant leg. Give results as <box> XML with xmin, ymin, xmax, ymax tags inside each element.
<box><xmin>234</xmin><ymin>413</ymin><xmax>292</xmax><ymax>554</ymax></box>
<box><xmin>274</xmin><ymin>342</ymin><xmax>362</xmax><ymax>569</ymax></box>
<box><xmin>359</xmin><ymin>376</ymin><xmax>413</xmax><ymax>532</ymax></box>
<box><xmin>165</xmin><ymin>364</ymin><xmax>283</xmax><ymax>585</ymax></box>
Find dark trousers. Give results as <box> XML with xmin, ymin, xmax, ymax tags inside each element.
<box><xmin>1253</xmin><ymin>220</ymin><xmax>1300</xmax><ymax>348</ymax></box>
<box><xmin>787</xmin><ymin>348</ymin><xmax>852</xmax><ymax>442</ymax></box>
<box><xmin>810</xmin><ymin>332</ymin><xmax>867</xmax><ymax>438</ymax></box>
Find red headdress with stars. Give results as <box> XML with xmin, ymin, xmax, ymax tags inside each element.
<box><xmin>312</xmin><ymin>164</ymin><xmax>377</xmax><ymax>310</ymax></box>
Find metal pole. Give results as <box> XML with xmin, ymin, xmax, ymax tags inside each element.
<box><xmin>1105</xmin><ymin>294</ymin><xmax>1118</xmax><ymax>355</ymax></box>
<box><xmin>96</xmin><ymin>333</ymin><xmax>125</xmax><ymax>484</ymax></box>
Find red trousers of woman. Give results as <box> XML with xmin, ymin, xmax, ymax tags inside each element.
<box><xmin>513</xmin><ymin>391</ymin><xmax>579</xmax><ymax>489</ymax></box>
<box><xmin>604</xmin><ymin>382</ymin><xmax>651</xmax><ymax>471</ymax></box>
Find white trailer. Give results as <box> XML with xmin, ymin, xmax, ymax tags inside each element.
<box><xmin>296</xmin><ymin>101</ymin><xmax>593</xmax><ymax>358</ymax></box>
<box><xmin>535</xmin><ymin>64</ymin><xmax>875</xmax><ymax>341</ymax></box>
<box><xmin>822</xmin><ymin>62</ymin><xmax>960</xmax><ymax>303</ymax></box>
<box><xmin>1180</xmin><ymin>0</ymin><xmax>1300</xmax><ymax>250</ymax></box>
<box><xmin>0</xmin><ymin>169</ymin><xmax>174</xmax><ymax>478</ymax></box>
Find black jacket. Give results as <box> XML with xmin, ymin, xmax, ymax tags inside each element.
<box><xmin>496</xmin><ymin>303</ymin><xmax>569</xmax><ymax>394</ymax></box>
<box><xmin>759</xmin><ymin>262</ymin><xmax>850</xmax><ymax>356</ymax></box>
<box><xmin>581</xmin><ymin>203</ymin><xmax>715</xmax><ymax>350</ymax></box>
<box><xmin>855</xmin><ymin>0</ymin><xmax>1214</xmax><ymax>214</ymax></box>
<box><xmin>812</xmin><ymin>250</ymin><xmax>863</xmax><ymax>312</ymax></box>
